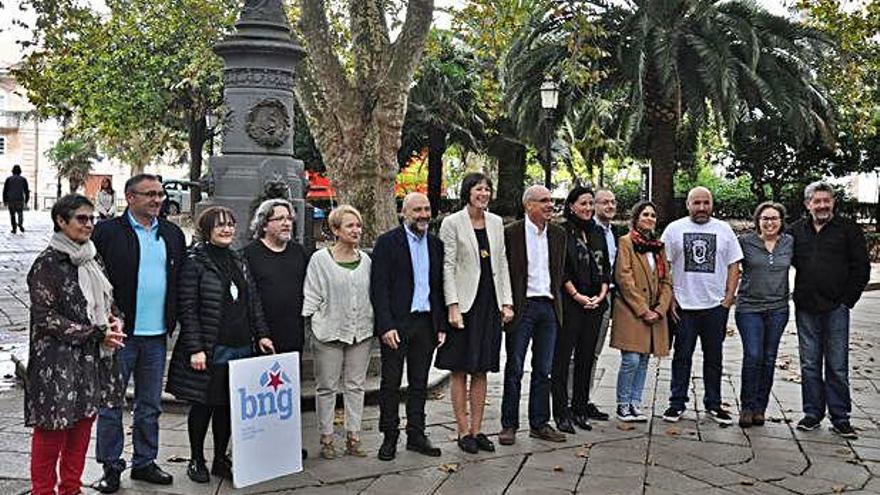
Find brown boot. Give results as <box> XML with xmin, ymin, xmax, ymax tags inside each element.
<box><xmin>738</xmin><ymin>411</ymin><xmax>754</xmax><ymax>428</ymax></box>
<box><xmin>752</xmin><ymin>411</ymin><xmax>765</xmax><ymax>426</ymax></box>
<box><xmin>498</xmin><ymin>427</ymin><xmax>517</xmax><ymax>446</ymax></box>
<box><xmin>529</xmin><ymin>424</ymin><xmax>567</xmax><ymax>443</ymax></box>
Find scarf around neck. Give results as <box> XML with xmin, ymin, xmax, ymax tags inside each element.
<box><xmin>629</xmin><ymin>228</ymin><xmax>666</xmax><ymax>279</ymax></box>
<box><xmin>48</xmin><ymin>232</ymin><xmax>114</xmax><ymax>328</ymax></box>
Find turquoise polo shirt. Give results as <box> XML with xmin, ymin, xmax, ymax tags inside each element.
<box><xmin>127</xmin><ymin>212</ymin><xmax>168</xmax><ymax>336</ymax></box>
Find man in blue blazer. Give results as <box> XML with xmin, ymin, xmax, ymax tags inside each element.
<box><xmin>371</xmin><ymin>192</ymin><xmax>446</xmax><ymax>461</ymax></box>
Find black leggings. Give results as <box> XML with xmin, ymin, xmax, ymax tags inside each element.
<box><xmin>187</xmin><ymin>404</ymin><xmax>231</xmax><ymax>462</ymax></box>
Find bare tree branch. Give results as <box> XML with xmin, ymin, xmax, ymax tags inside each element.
<box><xmin>386</xmin><ymin>0</ymin><xmax>434</xmax><ymax>93</ymax></box>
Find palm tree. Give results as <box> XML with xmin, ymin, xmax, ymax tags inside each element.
<box><xmin>399</xmin><ymin>31</ymin><xmax>486</xmax><ymax>213</ymax></box>
<box><xmin>605</xmin><ymin>0</ymin><xmax>832</xmax><ymax>221</ymax></box>
<box><xmin>46</xmin><ymin>133</ymin><xmax>100</xmax><ymax>193</ymax></box>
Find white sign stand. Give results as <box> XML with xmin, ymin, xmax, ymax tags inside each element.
<box><xmin>229</xmin><ymin>352</ymin><xmax>303</xmax><ymax>488</ymax></box>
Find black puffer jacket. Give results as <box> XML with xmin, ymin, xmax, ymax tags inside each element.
<box><xmin>166</xmin><ymin>243</ymin><xmax>269</xmax><ymax>404</ymax></box>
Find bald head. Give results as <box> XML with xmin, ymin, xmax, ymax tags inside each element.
<box><xmin>402</xmin><ymin>192</ymin><xmax>431</xmax><ymax>236</ymax></box>
<box><xmin>686</xmin><ymin>186</ymin><xmax>713</xmax><ymax>224</ymax></box>
<box><xmin>523</xmin><ymin>185</ymin><xmax>554</xmax><ymax>228</ymax></box>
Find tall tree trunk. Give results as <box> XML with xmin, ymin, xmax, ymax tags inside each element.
<box><xmin>427</xmin><ymin>126</ymin><xmax>446</xmax><ymax>214</ymax></box>
<box><xmin>650</xmin><ymin>119</ymin><xmax>677</xmax><ymax>225</ymax></box>
<box><xmin>188</xmin><ymin>112</ymin><xmax>206</xmax><ymax>214</ymax></box>
<box><xmin>490</xmin><ymin>134</ymin><xmax>527</xmax><ymax>218</ymax></box>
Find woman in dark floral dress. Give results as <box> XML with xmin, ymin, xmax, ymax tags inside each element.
<box><xmin>26</xmin><ymin>194</ymin><xmax>126</xmax><ymax>495</ymax></box>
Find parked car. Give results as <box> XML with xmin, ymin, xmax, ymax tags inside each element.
<box><xmin>162</xmin><ymin>179</ymin><xmax>204</xmax><ymax>215</ymax></box>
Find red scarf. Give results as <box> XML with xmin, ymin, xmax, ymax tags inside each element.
<box><xmin>629</xmin><ymin>229</ymin><xmax>666</xmax><ymax>280</ymax></box>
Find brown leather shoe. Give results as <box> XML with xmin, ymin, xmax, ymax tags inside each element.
<box><xmin>738</xmin><ymin>411</ymin><xmax>754</xmax><ymax>428</ymax></box>
<box><xmin>529</xmin><ymin>424</ymin><xmax>567</xmax><ymax>443</ymax></box>
<box><xmin>498</xmin><ymin>427</ymin><xmax>517</xmax><ymax>446</ymax></box>
<box><xmin>752</xmin><ymin>411</ymin><xmax>765</xmax><ymax>426</ymax></box>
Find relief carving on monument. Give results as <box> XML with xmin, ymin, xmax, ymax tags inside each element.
<box><xmin>224</xmin><ymin>68</ymin><xmax>296</xmax><ymax>89</ymax></box>
<box><xmin>245</xmin><ymin>98</ymin><xmax>290</xmax><ymax>148</ymax></box>
<box><xmin>240</xmin><ymin>0</ymin><xmax>287</xmax><ymax>22</ymax></box>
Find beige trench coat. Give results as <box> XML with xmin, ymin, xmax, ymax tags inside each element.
<box><xmin>610</xmin><ymin>234</ymin><xmax>674</xmax><ymax>357</ymax></box>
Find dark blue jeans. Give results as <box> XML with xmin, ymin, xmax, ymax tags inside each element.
<box><xmin>669</xmin><ymin>305</ymin><xmax>729</xmax><ymax>411</ymax></box>
<box><xmin>735</xmin><ymin>308</ymin><xmax>788</xmax><ymax>413</ymax></box>
<box><xmin>501</xmin><ymin>299</ymin><xmax>558</xmax><ymax>430</ymax></box>
<box><xmin>796</xmin><ymin>305</ymin><xmax>851</xmax><ymax>425</ymax></box>
<box><xmin>96</xmin><ymin>335</ymin><xmax>167</xmax><ymax>471</ymax></box>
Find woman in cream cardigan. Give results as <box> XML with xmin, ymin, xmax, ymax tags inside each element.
<box><xmin>303</xmin><ymin>205</ymin><xmax>374</xmax><ymax>460</ymax></box>
<box><xmin>436</xmin><ymin>172</ymin><xmax>513</xmax><ymax>454</ymax></box>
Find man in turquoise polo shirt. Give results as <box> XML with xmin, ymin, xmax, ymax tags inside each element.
<box><xmin>92</xmin><ymin>174</ymin><xmax>186</xmax><ymax>493</ymax></box>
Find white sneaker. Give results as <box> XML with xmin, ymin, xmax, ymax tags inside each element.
<box><xmin>629</xmin><ymin>405</ymin><xmax>648</xmax><ymax>422</ymax></box>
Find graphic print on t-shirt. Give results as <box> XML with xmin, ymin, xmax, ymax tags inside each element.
<box><xmin>683</xmin><ymin>232</ymin><xmax>717</xmax><ymax>273</ymax></box>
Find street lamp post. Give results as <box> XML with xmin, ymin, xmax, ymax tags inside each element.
<box><xmin>540</xmin><ymin>77</ymin><xmax>559</xmax><ymax>190</ymax></box>
<box><xmin>205</xmin><ymin>109</ymin><xmax>217</xmax><ymax>157</ymax></box>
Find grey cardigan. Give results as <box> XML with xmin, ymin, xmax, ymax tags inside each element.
<box><xmin>302</xmin><ymin>247</ymin><xmax>374</xmax><ymax>344</ymax></box>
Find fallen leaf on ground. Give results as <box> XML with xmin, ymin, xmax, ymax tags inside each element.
<box><xmin>665</xmin><ymin>427</ymin><xmax>681</xmax><ymax>436</ymax></box>
<box><xmin>553</xmin><ymin>465</ymin><xmax>564</xmax><ymax>472</ymax></box>
<box><xmin>617</xmin><ymin>422</ymin><xmax>636</xmax><ymax>431</ymax></box>
<box><xmin>740</xmin><ymin>480</ymin><xmax>755</xmax><ymax>486</ymax></box>
<box><xmin>428</xmin><ymin>391</ymin><xmax>445</xmax><ymax>400</ymax></box>
<box><xmin>439</xmin><ymin>463</ymin><xmax>459</xmax><ymax>473</ymax></box>
<box><xmin>166</xmin><ymin>455</ymin><xmax>188</xmax><ymax>463</ymax></box>
<box><xmin>832</xmin><ymin>485</ymin><xmax>846</xmax><ymax>493</ymax></box>
<box><xmin>576</xmin><ymin>448</ymin><xmax>589</xmax><ymax>458</ymax></box>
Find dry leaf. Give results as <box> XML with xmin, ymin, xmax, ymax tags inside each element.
<box><xmin>832</xmin><ymin>485</ymin><xmax>846</xmax><ymax>493</ymax></box>
<box><xmin>553</xmin><ymin>465</ymin><xmax>564</xmax><ymax>472</ymax></box>
<box><xmin>740</xmin><ymin>480</ymin><xmax>755</xmax><ymax>486</ymax></box>
<box><xmin>685</xmin><ymin>429</ymin><xmax>698</xmax><ymax>436</ymax></box>
<box><xmin>166</xmin><ymin>455</ymin><xmax>188</xmax><ymax>463</ymax></box>
<box><xmin>617</xmin><ymin>422</ymin><xmax>636</xmax><ymax>431</ymax></box>
<box><xmin>665</xmin><ymin>427</ymin><xmax>681</xmax><ymax>436</ymax></box>
<box><xmin>439</xmin><ymin>463</ymin><xmax>459</xmax><ymax>473</ymax></box>
<box><xmin>429</xmin><ymin>391</ymin><xmax>445</xmax><ymax>400</ymax></box>
<box><xmin>576</xmin><ymin>448</ymin><xmax>589</xmax><ymax>458</ymax></box>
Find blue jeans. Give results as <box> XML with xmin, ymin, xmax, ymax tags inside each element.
<box><xmin>96</xmin><ymin>335</ymin><xmax>167</xmax><ymax>471</ymax></box>
<box><xmin>501</xmin><ymin>299</ymin><xmax>558</xmax><ymax>430</ymax></box>
<box><xmin>616</xmin><ymin>351</ymin><xmax>649</xmax><ymax>406</ymax></box>
<box><xmin>736</xmin><ymin>308</ymin><xmax>788</xmax><ymax>413</ymax></box>
<box><xmin>669</xmin><ymin>305</ymin><xmax>729</xmax><ymax>411</ymax></box>
<box><xmin>796</xmin><ymin>305</ymin><xmax>851</xmax><ymax>425</ymax></box>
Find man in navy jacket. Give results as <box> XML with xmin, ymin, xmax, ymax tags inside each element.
<box><xmin>371</xmin><ymin>192</ymin><xmax>445</xmax><ymax>461</ymax></box>
<box><xmin>91</xmin><ymin>174</ymin><xmax>186</xmax><ymax>492</ymax></box>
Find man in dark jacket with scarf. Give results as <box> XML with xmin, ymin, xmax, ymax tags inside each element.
<box><xmin>790</xmin><ymin>181</ymin><xmax>870</xmax><ymax>439</ymax></box>
<box><xmin>91</xmin><ymin>174</ymin><xmax>186</xmax><ymax>492</ymax></box>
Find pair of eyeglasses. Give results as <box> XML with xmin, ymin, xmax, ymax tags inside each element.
<box><xmin>214</xmin><ymin>221</ymin><xmax>236</xmax><ymax>228</ymax></box>
<box><xmin>267</xmin><ymin>216</ymin><xmax>294</xmax><ymax>223</ymax></box>
<box><xmin>73</xmin><ymin>214</ymin><xmax>97</xmax><ymax>225</ymax></box>
<box><xmin>131</xmin><ymin>190</ymin><xmax>167</xmax><ymax>199</ymax></box>
<box><xmin>760</xmin><ymin>216</ymin><xmax>781</xmax><ymax>222</ymax></box>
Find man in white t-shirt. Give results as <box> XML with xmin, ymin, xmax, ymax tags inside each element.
<box><xmin>660</xmin><ymin>187</ymin><xmax>743</xmax><ymax>425</ymax></box>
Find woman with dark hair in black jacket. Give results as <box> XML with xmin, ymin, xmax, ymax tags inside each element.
<box><xmin>166</xmin><ymin>206</ymin><xmax>275</xmax><ymax>483</ymax></box>
<box><xmin>551</xmin><ymin>185</ymin><xmax>610</xmax><ymax>433</ymax></box>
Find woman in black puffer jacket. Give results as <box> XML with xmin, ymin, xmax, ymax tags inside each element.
<box><xmin>166</xmin><ymin>206</ymin><xmax>275</xmax><ymax>484</ymax></box>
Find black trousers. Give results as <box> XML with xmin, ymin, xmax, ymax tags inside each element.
<box><xmin>378</xmin><ymin>313</ymin><xmax>435</xmax><ymax>437</ymax></box>
<box><xmin>7</xmin><ymin>201</ymin><xmax>23</xmax><ymax>232</ymax></box>
<box><xmin>551</xmin><ymin>301</ymin><xmax>604</xmax><ymax>419</ymax></box>
<box><xmin>187</xmin><ymin>404</ymin><xmax>231</xmax><ymax>463</ymax></box>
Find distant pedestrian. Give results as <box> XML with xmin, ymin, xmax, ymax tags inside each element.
<box><xmin>166</xmin><ymin>206</ymin><xmax>275</xmax><ymax>483</ymax></box>
<box><xmin>303</xmin><ymin>205</ymin><xmax>374</xmax><ymax>460</ymax></box>
<box><xmin>610</xmin><ymin>201</ymin><xmax>673</xmax><ymax>422</ymax></box>
<box><xmin>790</xmin><ymin>181</ymin><xmax>869</xmax><ymax>439</ymax></box>
<box><xmin>26</xmin><ymin>194</ymin><xmax>125</xmax><ymax>495</ymax></box>
<box><xmin>500</xmin><ymin>185</ymin><xmax>568</xmax><ymax>446</ymax></box>
<box><xmin>92</xmin><ymin>174</ymin><xmax>185</xmax><ymax>493</ymax></box>
<box><xmin>735</xmin><ymin>202</ymin><xmax>793</xmax><ymax>428</ymax></box>
<box><xmin>436</xmin><ymin>173</ymin><xmax>513</xmax><ymax>454</ymax></box>
<box><xmin>3</xmin><ymin>164</ymin><xmax>29</xmax><ymax>233</ymax></box>
<box><xmin>372</xmin><ymin>193</ymin><xmax>445</xmax><ymax>461</ymax></box>
<box><xmin>661</xmin><ymin>187</ymin><xmax>742</xmax><ymax>425</ymax></box>
<box><xmin>552</xmin><ymin>186</ymin><xmax>610</xmax><ymax>433</ymax></box>
<box><xmin>95</xmin><ymin>178</ymin><xmax>117</xmax><ymax>220</ymax></box>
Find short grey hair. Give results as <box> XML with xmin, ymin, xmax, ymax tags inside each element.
<box><xmin>804</xmin><ymin>181</ymin><xmax>834</xmax><ymax>202</ymax></box>
<box><xmin>250</xmin><ymin>198</ymin><xmax>293</xmax><ymax>240</ymax></box>
<box><xmin>522</xmin><ymin>185</ymin><xmax>548</xmax><ymax>206</ymax></box>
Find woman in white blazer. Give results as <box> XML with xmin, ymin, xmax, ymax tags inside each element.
<box><xmin>436</xmin><ymin>172</ymin><xmax>513</xmax><ymax>454</ymax></box>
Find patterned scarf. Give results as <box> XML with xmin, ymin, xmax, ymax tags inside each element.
<box><xmin>629</xmin><ymin>228</ymin><xmax>666</xmax><ymax>279</ymax></box>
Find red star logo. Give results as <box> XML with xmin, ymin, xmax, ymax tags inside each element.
<box><xmin>267</xmin><ymin>371</ymin><xmax>284</xmax><ymax>391</ymax></box>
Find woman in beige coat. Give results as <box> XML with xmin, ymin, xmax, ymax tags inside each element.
<box><xmin>610</xmin><ymin>200</ymin><xmax>673</xmax><ymax>422</ymax></box>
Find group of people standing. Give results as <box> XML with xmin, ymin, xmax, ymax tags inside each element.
<box><xmin>23</xmin><ymin>170</ymin><xmax>870</xmax><ymax>495</ymax></box>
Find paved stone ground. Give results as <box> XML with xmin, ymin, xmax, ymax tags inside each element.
<box><xmin>1</xmin><ymin>212</ymin><xmax>879</xmax><ymax>494</ymax></box>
